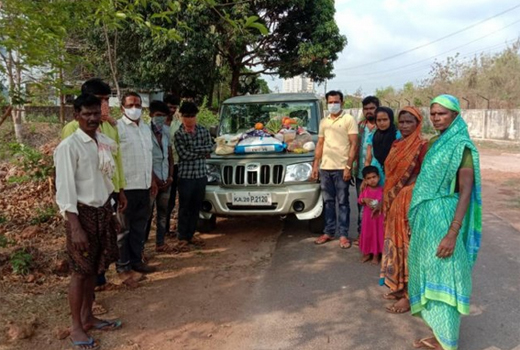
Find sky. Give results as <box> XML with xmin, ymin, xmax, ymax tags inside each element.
<box><xmin>265</xmin><ymin>0</ymin><xmax>520</xmax><ymax>95</ymax></box>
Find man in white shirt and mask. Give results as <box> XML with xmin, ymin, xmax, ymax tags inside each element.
<box><xmin>117</xmin><ymin>92</ymin><xmax>158</xmax><ymax>274</ymax></box>
<box><xmin>54</xmin><ymin>94</ymin><xmax>122</xmax><ymax>349</ymax></box>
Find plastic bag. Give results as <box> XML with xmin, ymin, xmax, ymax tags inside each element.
<box><xmin>235</xmin><ymin>136</ymin><xmax>285</xmax><ymax>154</ymax></box>
<box><xmin>215</xmin><ymin>134</ymin><xmax>241</xmax><ymax>155</ymax></box>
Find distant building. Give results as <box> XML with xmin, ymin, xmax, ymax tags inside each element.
<box><xmin>282</xmin><ymin>75</ymin><xmax>314</xmax><ymax>93</ymax></box>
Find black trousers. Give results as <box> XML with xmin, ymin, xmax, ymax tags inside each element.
<box><xmin>117</xmin><ymin>189</ymin><xmax>151</xmax><ymax>271</ymax></box>
<box><xmin>166</xmin><ymin>165</ymin><xmax>179</xmax><ymax>233</ymax></box>
<box><xmin>177</xmin><ymin>177</ymin><xmax>207</xmax><ymax>241</ymax></box>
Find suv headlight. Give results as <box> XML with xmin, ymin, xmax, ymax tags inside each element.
<box><xmin>206</xmin><ymin>164</ymin><xmax>221</xmax><ymax>184</ymax></box>
<box><xmin>284</xmin><ymin>163</ymin><xmax>312</xmax><ymax>183</ymax></box>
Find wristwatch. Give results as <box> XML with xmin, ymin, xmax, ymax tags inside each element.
<box><xmin>345</xmin><ymin>164</ymin><xmax>352</xmax><ymax>170</ymax></box>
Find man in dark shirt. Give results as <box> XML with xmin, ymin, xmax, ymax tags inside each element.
<box><xmin>174</xmin><ymin>102</ymin><xmax>214</xmax><ymax>248</ymax></box>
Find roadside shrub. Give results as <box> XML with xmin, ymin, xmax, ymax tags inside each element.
<box><xmin>10</xmin><ymin>248</ymin><xmax>33</xmax><ymax>275</ymax></box>
<box><xmin>25</xmin><ymin>114</ymin><xmax>60</xmax><ymax>124</ymax></box>
<box><xmin>8</xmin><ymin>143</ymin><xmax>54</xmax><ymax>181</ymax></box>
<box><xmin>30</xmin><ymin>207</ymin><xmax>57</xmax><ymax>225</ymax></box>
<box><xmin>197</xmin><ymin>97</ymin><xmax>219</xmax><ymax>128</ymax></box>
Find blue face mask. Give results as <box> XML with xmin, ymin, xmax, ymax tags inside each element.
<box><xmin>153</xmin><ymin>116</ymin><xmax>167</xmax><ymax>129</ymax></box>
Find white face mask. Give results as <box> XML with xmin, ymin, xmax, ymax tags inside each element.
<box><xmin>328</xmin><ymin>103</ymin><xmax>342</xmax><ymax>114</ymax></box>
<box><xmin>124</xmin><ymin>107</ymin><xmax>142</xmax><ymax>121</ymax></box>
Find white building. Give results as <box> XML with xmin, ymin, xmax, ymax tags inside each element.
<box><xmin>282</xmin><ymin>75</ymin><xmax>314</xmax><ymax>93</ymax></box>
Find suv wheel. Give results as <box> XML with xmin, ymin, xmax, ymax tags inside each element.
<box><xmin>308</xmin><ymin>212</ymin><xmax>324</xmax><ymax>234</ymax></box>
<box><xmin>197</xmin><ymin>215</ymin><xmax>217</xmax><ymax>233</ymax></box>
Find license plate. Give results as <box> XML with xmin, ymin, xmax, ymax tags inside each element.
<box><xmin>232</xmin><ymin>192</ymin><xmax>272</xmax><ymax>205</ymax></box>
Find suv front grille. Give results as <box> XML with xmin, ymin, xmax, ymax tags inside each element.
<box><xmin>222</xmin><ymin>164</ymin><xmax>284</xmax><ymax>186</ymax></box>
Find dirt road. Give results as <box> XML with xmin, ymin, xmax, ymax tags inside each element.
<box><xmin>1</xmin><ymin>148</ymin><xmax>519</xmax><ymax>350</ymax></box>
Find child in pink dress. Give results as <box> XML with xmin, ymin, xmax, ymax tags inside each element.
<box><xmin>358</xmin><ymin>166</ymin><xmax>385</xmax><ymax>264</ymax></box>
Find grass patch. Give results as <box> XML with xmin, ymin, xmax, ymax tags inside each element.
<box><xmin>30</xmin><ymin>207</ymin><xmax>57</xmax><ymax>225</ymax></box>
<box><xmin>10</xmin><ymin>249</ymin><xmax>33</xmax><ymax>275</ymax></box>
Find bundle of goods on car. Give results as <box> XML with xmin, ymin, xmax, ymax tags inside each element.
<box><xmin>214</xmin><ymin>116</ymin><xmax>315</xmax><ymax>155</ymax></box>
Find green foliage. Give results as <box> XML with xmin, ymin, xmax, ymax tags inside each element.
<box><xmin>9</xmin><ymin>249</ymin><xmax>33</xmax><ymax>275</ymax></box>
<box><xmin>8</xmin><ymin>143</ymin><xmax>53</xmax><ymax>180</ymax></box>
<box><xmin>375</xmin><ymin>41</ymin><xmax>520</xmax><ymax>109</ymax></box>
<box><xmin>197</xmin><ymin>97</ymin><xmax>219</xmax><ymax>128</ymax></box>
<box><xmin>0</xmin><ymin>234</ymin><xmax>9</xmax><ymax>248</ymax></box>
<box><xmin>30</xmin><ymin>207</ymin><xmax>57</xmax><ymax>225</ymax></box>
<box><xmin>25</xmin><ymin>114</ymin><xmax>60</xmax><ymax>124</ymax></box>
<box><xmin>7</xmin><ymin>175</ymin><xmax>32</xmax><ymax>184</ymax></box>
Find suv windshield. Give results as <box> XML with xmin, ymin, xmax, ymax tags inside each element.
<box><xmin>219</xmin><ymin>101</ymin><xmax>319</xmax><ymax>135</ymax></box>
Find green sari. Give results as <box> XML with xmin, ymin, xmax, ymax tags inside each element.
<box><xmin>408</xmin><ymin>95</ymin><xmax>482</xmax><ymax>350</ymax></box>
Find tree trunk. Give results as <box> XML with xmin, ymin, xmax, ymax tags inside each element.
<box><xmin>103</xmin><ymin>22</ymin><xmax>121</xmax><ymax>100</ymax></box>
<box><xmin>8</xmin><ymin>50</ymin><xmax>23</xmax><ymax>143</ymax></box>
<box><xmin>230</xmin><ymin>68</ymin><xmax>240</xmax><ymax>97</ymax></box>
<box><xmin>59</xmin><ymin>65</ymin><xmax>65</xmax><ymax>124</ymax></box>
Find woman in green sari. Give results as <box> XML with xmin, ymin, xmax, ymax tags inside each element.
<box><xmin>408</xmin><ymin>95</ymin><xmax>482</xmax><ymax>350</ymax></box>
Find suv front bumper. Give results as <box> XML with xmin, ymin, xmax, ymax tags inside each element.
<box><xmin>200</xmin><ymin>183</ymin><xmax>322</xmax><ymax>220</ymax></box>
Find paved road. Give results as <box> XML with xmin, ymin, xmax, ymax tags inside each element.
<box><xmin>233</xmin><ymin>199</ymin><xmax>520</xmax><ymax>349</ymax></box>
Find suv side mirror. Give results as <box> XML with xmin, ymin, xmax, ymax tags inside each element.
<box><xmin>210</xmin><ymin>125</ymin><xmax>219</xmax><ymax>137</ymax></box>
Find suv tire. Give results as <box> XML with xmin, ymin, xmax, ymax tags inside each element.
<box><xmin>308</xmin><ymin>212</ymin><xmax>324</xmax><ymax>234</ymax></box>
<box><xmin>197</xmin><ymin>215</ymin><xmax>217</xmax><ymax>233</ymax></box>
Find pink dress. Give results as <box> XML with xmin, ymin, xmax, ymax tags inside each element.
<box><xmin>358</xmin><ymin>186</ymin><xmax>385</xmax><ymax>255</ymax></box>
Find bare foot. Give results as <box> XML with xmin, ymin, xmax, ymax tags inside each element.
<box><xmin>383</xmin><ymin>290</ymin><xmax>405</xmax><ymax>301</ymax></box>
<box><xmin>386</xmin><ymin>297</ymin><xmax>410</xmax><ymax>314</ymax></box>
<box><xmin>361</xmin><ymin>254</ymin><xmax>372</xmax><ymax>263</ymax></box>
<box><xmin>371</xmin><ymin>255</ymin><xmax>380</xmax><ymax>265</ymax></box>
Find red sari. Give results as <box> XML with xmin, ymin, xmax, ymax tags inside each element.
<box><xmin>380</xmin><ymin>107</ymin><xmax>427</xmax><ymax>293</ymax></box>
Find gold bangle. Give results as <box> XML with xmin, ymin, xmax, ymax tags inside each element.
<box><xmin>452</xmin><ymin>220</ymin><xmax>462</xmax><ymax>228</ymax></box>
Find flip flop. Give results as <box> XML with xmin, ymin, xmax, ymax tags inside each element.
<box><xmin>315</xmin><ymin>234</ymin><xmax>334</xmax><ymax>245</ymax></box>
<box><xmin>385</xmin><ymin>304</ymin><xmax>411</xmax><ymax>314</ymax></box>
<box><xmin>339</xmin><ymin>237</ymin><xmax>352</xmax><ymax>249</ymax></box>
<box><xmin>91</xmin><ymin>319</ymin><xmax>122</xmax><ymax>331</ymax></box>
<box><xmin>412</xmin><ymin>337</ymin><xmax>437</xmax><ymax>349</ymax></box>
<box><xmin>70</xmin><ymin>336</ymin><xmax>99</xmax><ymax>349</ymax></box>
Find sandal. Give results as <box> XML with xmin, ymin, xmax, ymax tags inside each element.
<box><xmin>190</xmin><ymin>236</ymin><xmax>206</xmax><ymax>247</ymax></box>
<box><xmin>314</xmin><ymin>234</ymin><xmax>334</xmax><ymax>245</ymax></box>
<box><xmin>339</xmin><ymin>237</ymin><xmax>352</xmax><ymax>249</ymax></box>
<box><xmin>413</xmin><ymin>337</ymin><xmax>438</xmax><ymax>349</ymax></box>
<box><xmin>155</xmin><ymin>243</ymin><xmax>180</xmax><ymax>254</ymax></box>
<box><xmin>89</xmin><ymin>319</ymin><xmax>122</xmax><ymax>332</ymax></box>
<box><xmin>92</xmin><ymin>301</ymin><xmax>107</xmax><ymax>316</ymax></box>
<box><xmin>69</xmin><ymin>337</ymin><xmax>99</xmax><ymax>349</ymax></box>
<box><xmin>177</xmin><ymin>240</ymin><xmax>191</xmax><ymax>252</ymax></box>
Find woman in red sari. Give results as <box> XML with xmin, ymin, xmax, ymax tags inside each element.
<box><xmin>379</xmin><ymin>106</ymin><xmax>428</xmax><ymax>313</ymax></box>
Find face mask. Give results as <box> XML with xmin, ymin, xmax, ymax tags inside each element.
<box><xmin>124</xmin><ymin>107</ymin><xmax>142</xmax><ymax>121</ymax></box>
<box><xmin>153</xmin><ymin>116</ymin><xmax>167</xmax><ymax>129</ymax></box>
<box><xmin>328</xmin><ymin>103</ymin><xmax>341</xmax><ymax>114</ymax></box>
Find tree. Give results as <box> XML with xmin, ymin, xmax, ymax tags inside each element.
<box><xmin>213</xmin><ymin>0</ymin><xmax>347</xmax><ymax>95</ymax></box>
<box><xmin>0</xmin><ymin>0</ymin><xmax>88</xmax><ymax>140</ymax></box>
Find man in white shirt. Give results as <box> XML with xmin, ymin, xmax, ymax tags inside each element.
<box><xmin>312</xmin><ymin>90</ymin><xmax>359</xmax><ymax>249</ymax></box>
<box><xmin>54</xmin><ymin>94</ymin><xmax>122</xmax><ymax>349</ymax></box>
<box><xmin>116</xmin><ymin>92</ymin><xmax>157</xmax><ymax>274</ymax></box>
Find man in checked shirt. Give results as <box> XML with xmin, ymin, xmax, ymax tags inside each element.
<box><xmin>174</xmin><ymin>102</ymin><xmax>214</xmax><ymax>249</ymax></box>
